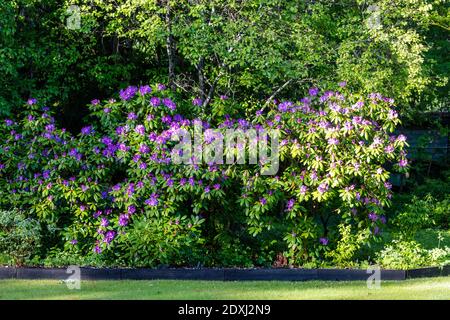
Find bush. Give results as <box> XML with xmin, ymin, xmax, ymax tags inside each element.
<box><xmin>0</xmin><ymin>210</ymin><xmax>41</xmax><ymax>266</ymax></box>
<box><xmin>376</xmin><ymin>240</ymin><xmax>428</xmax><ymax>269</ymax></box>
<box><xmin>116</xmin><ymin>215</ymin><xmax>205</xmax><ymax>267</ymax></box>
<box><xmin>41</xmin><ymin>248</ymin><xmax>108</xmax><ymax>268</ymax></box>
<box><xmin>392</xmin><ymin>194</ymin><xmax>450</xmax><ymax>237</ymax></box>
<box><xmin>326</xmin><ymin>224</ymin><xmax>370</xmax><ymax>268</ymax></box>
<box><xmin>428</xmin><ymin>247</ymin><xmax>450</xmax><ymax>267</ymax></box>
<box><xmin>392</xmin><ymin>195</ymin><xmax>437</xmax><ymax>237</ymax></box>
<box><xmin>376</xmin><ymin>239</ymin><xmax>450</xmax><ymax>269</ymax></box>
<box><xmin>0</xmin><ymin>84</ymin><xmax>407</xmax><ymax>267</ymax></box>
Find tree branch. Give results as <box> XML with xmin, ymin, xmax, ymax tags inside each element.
<box><xmin>202</xmin><ymin>71</ymin><xmax>223</xmax><ymax>109</ymax></box>
<box><xmin>262</xmin><ymin>79</ymin><xmax>293</xmax><ymax>109</ymax></box>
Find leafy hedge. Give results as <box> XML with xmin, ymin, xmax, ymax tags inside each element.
<box><xmin>0</xmin><ymin>84</ymin><xmax>407</xmax><ymax>267</ymax></box>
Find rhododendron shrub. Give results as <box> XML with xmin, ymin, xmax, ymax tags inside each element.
<box><xmin>0</xmin><ymin>83</ymin><xmax>408</xmax><ymax>267</ymax></box>
<box><xmin>240</xmin><ymin>88</ymin><xmax>408</xmax><ymax>264</ymax></box>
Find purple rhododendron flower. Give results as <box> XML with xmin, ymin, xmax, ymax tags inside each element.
<box><xmin>45</xmin><ymin>124</ymin><xmax>55</xmax><ymax>132</ymax></box>
<box><xmin>388</xmin><ymin>109</ymin><xmax>398</xmax><ymax>119</ymax></box>
<box><xmin>278</xmin><ymin>101</ymin><xmax>293</xmax><ymax>112</ymax></box>
<box><xmin>135</xmin><ymin>124</ymin><xmax>145</xmax><ymax>135</ymax></box>
<box><xmin>274</xmin><ymin>114</ymin><xmax>282</xmax><ymax>122</ymax></box>
<box><xmin>117</xmin><ymin>143</ymin><xmax>128</xmax><ymax>152</ymax></box>
<box><xmin>104</xmin><ymin>230</ymin><xmax>116</xmax><ymax>244</ymax></box>
<box><xmin>139</xmin><ymin>144</ymin><xmax>149</xmax><ymax>154</ymax></box>
<box><xmin>116</xmin><ymin>126</ymin><xmax>126</xmax><ymax>136</ymax></box>
<box><xmin>145</xmin><ymin>193</ymin><xmax>159</xmax><ymax>207</ymax></box>
<box><xmin>91</xmin><ymin>99</ymin><xmax>100</xmax><ymax>105</ymax></box>
<box><xmin>161</xmin><ymin>115</ymin><xmax>172</xmax><ymax>124</ymax></box>
<box><xmin>163</xmin><ymin>98</ymin><xmax>176</xmax><ymax>110</ymax></box>
<box><xmin>384</xmin><ymin>145</ymin><xmax>394</xmax><ymax>153</ymax></box>
<box><xmin>100</xmin><ymin>218</ymin><xmax>109</xmax><ymax>227</ymax></box>
<box><xmin>127</xmin><ymin>112</ymin><xmax>137</xmax><ymax>120</ymax></box>
<box><xmin>100</xmin><ymin>135</ymin><xmax>112</xmax><ymax>145</ymax></box>
<box><xmin>81</xmin><ymin>125</ymin><xmax>94</xmax><ymax>135</ymax></box>
<box><xmin>27</xmin><ymin>98</ymin><xmax>37</xmax><ymax>105</ymax></box>
<box><xmin>399</xmin><ymin>159</ymin><xmax>408</xmax><ymax>167</ymax></box>
<box><xmin>192</xmin><ymin>97</ymin><xmax>203</xmax><ymax>106</ymax></box>
<box><xmin>368</xmin><ymin>212</ymin><xmax>378</xmax><ymax>222</ymax></box>
<box><xmin>286</xmin><ymin>199</ymin><xmax>295</xmax><ymax>211</ymax></box>
<box><xmin>300</xmin><ymin>185</ymin><xmax>308</xmax><ymax>195</ymax></box>
<box><xmin>139</xmin><ymin>85</ymin><xmax>152</xmax><ymax>96</ymax></box>
<box><xmin>150</xmin><ymin>96</ymin><xmax>161</xmax><ymax>107</ymax></box>
<box><xmin>309</xmin><ymin>87</ymin><xmax>319</xmax><ymax>96</ymax></box>
<box><xmin>93</xmin><ymin>210</ymin><xmax>102</xmax><ymax>218</ymax></box>
<box><xmin>328</xmin><ymin>137</ymin><xmax>339</xmax><ymax>145</ymax></box>
<box><xmin>120</xmin><ymin>86</ymin><xmax>138</xmax><ymax>101</ymax></box>
<box><xmin>397</xmin><ymin>134</ymin><xmax>407</xmax><ymax>142</ymax></box>
<box><xmin>127</xmin><ymin>205</ymin><xmax>136</xmax><ymax>214</ymax></box>
<box><xmin>317</xmin><ymin>183</ymin><xmax>328</xmax><ymax>194</ymax></box>
<box><xmin>119</xmin><ymin>214</ymin><xmax>129</xmax><ymax>226</ymax></box>
<box><xmin>319</xmin><ymin>237</ymin><xmax>329</xmax><ymax>245</ymax></box>
<box><xmin>260</xmin><ymin>197</ymin><xmax>267</xmax><ymax>205</ymax></box>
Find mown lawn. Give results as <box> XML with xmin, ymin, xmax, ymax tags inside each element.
<box><xmin>0</xmin><ymin>277</ymin><xmax>449</xmax><ymax>300</ymax></box>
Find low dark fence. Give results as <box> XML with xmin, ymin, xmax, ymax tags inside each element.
<box><xmin>0</xmin><ymin>266</ymin><xmax>448</xmax><ymax>281</ymax></box>
<box><xmin>398</xmin><ymin>129</ymin><xmax>449</xmax><ymax>162</ymax></box>
<box><xmin>390</xmin><ymin>123</ymin><xmax>449</xmax><ymax>186</ymax></box>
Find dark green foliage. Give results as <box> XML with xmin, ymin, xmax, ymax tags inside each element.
<box><xmin>1</xmin><ymin>0</ymin><xmax>448</xmax><ymax>122</ymax></box>
<box><xmin>0</xmin><ymin>210</ymin><xmax>41</xmax><ymax>265</ymax></box>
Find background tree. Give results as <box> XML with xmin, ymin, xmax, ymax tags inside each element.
<box><xmin>0</xmin><ymin>0</ymin><xmax>448</xmax><ymax>124</ymax></box>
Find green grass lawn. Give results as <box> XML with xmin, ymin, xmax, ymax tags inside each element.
<box><xmin>0</xmin><ymin>277</ymin><xmax>449</xmax><ymax>300</ymax></box>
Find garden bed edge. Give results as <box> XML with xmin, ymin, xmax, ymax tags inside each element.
<box><xmin>0</xmin><ymin>266</ymin><xmax>447</xmax><ymax>281</ymax></box>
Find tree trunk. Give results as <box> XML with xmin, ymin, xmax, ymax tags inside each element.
<box><xmin>197</xmin><ymin>57</ymin><xmax>205</xmax><ymax>99</ymax></box>
<box><xmin>165</xmin><ymin>0</ymin><xmax>176</xmax><ymax>90</ymax></box>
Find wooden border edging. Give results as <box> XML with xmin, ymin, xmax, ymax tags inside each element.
<box><xmin>406</xmin><ymin>265</ymin><xmax>450</xmax><ymax>279</ymax></box>
<box><xmin>0</xmin><ymin>266</ymin><xmax>448</xmax><ymax>281</ymax></box>
<box><xmin>0</xmin><ymin>266</ymin><xmax>432</xmax><ymax>281</ymax></box>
